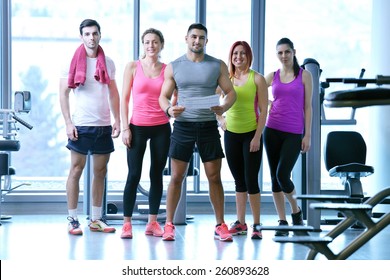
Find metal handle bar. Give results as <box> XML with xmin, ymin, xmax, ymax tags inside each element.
<box><xmin>11</xmin><ymin>113</ymin><xmax>33</xmax><ymax>130</ymax></box>
<box><xmin>326</xmin><ymin>75</ymin><xmax>390</xmax><ymax>86</ymax></box>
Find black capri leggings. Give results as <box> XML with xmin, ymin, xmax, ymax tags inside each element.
<box><xmin>263</xmin><ymin>127</ymin><xmax>302</xmax><ymax>193</ymax></box>
<box><xmin>224</xmin><ymin>130</ymin><xmax>262</xmax><ymax>195</ymax></box>
<box><xmin>123</xmin><ymin>123</ymin><xmax>171</xmax><ymax>217</ymax></box>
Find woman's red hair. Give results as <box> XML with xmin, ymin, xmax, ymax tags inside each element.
<box><xmin>228</xmin><ymin>41</ymin><xmax>253</xmax><ymax>79</ymax></box>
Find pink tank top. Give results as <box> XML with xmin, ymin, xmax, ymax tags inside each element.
<box><xmin>130</xmin><ymin>61</ymin><xmax>169</xmax><ymax>126</ymax></box>
<box><xmin>266</xmin><ymin>68</ymin><xmax>305</xmax><ymax>134</ymax></box>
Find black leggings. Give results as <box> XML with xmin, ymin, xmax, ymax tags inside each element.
<box><xmin>123</xmin><ymin>123</ymin><xmax>171</xmax><ymax>217</ymax></box>
<box><xmin>224</xmin><ymin>130</ymin><xmax>262</xmax><ymax>194</ymax></box>
<box><xmin>263</xmin><ymin>127</ymin><xmax>302</xmax><ymax>193</ymax></box>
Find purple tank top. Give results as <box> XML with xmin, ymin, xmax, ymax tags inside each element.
<box><xmin>266</xmin><ymin>68</ymin><xmax>305</xmax><ymax>134</ymax></box>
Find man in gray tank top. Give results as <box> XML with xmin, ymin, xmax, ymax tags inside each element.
<box><xmin>159</xmin><ymin>23</ymin><xmax>236</xmax><ymax>242</ymax></box>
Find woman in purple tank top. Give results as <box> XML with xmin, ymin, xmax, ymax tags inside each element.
<box><xmin>263</xmin><ymin>38</ymin><xmax>313</xmax><ymax>236</ymax></box>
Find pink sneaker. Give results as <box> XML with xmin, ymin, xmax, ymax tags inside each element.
<box><xmin>228</xmin><ymin>220</ymin><xmax>248</xmax><ymax>235</ymax></box>
<box><xmin>145</xmin><ymin>221</ymin><xmax>164</xmax><ymax>237</ymax></box>
<box><xmin>121</xmin><ymin>222</ymin><xmax>132</xmax><ymax>239</ymax></box>
<box><xmin>215</xmin><ymin>223</ymin><xmax>233</xmax><ymax>242</ymax></box>
<box><xmin>162</xmin><ymin>222</ymin><xmax>175</xmax><ymax>241</ymax></box>
<box><xmin>251</xmin><ymin>224</ymin><xmax>263</xmax><ymax>240</ymax></box>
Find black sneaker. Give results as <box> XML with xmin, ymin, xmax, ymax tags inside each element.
<box><xmin>275</xmin><ymin>220</ymin><xmax>289</xmax><ymax>236</ymax></box>
<box><xmin>291</xmin><ymin>208</ymin><xmax>304</xmax><ymax>225</ymax></box>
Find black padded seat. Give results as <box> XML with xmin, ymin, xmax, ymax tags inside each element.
<box><xmin>324</xmin><ymin>87</ymin><xmax>390</xmax><ymax>108</ymax></box>
<box><xmin>324</xmin><ymin>131</ymin><xmax>373</xmax><ymax>198</ymax></box>
<box><xmin>0</xmin><ymin>140</ymin><xmax>20</xmax><ymax>152</ymax></box>
<box><xmin>325</xmin><ymin>131</ymin><xmax>374</xmax><ymax>180</ymax></box>
<box><xmin>329</xmin><ymin>163</ymin><xmax>374</xmax><ymax>178</ymax></box>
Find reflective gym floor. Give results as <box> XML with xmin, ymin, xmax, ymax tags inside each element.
<box><xmin>1</xmin><ymin>213</ymin><xmax>389</xmax><ymax>261</ymax></box>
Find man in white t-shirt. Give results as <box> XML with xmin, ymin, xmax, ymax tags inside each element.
<box><xmin>59</xmin><ymin>19</ymin><xmax>120</xmax><ymax>235</ymax></box>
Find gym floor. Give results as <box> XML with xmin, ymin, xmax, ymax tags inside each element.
<box><xmin>1</xmin><ymin>213</ymin><xmax>389</xmax><ymax>261</ymax></box>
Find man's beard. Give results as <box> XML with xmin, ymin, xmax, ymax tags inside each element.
<box><xmin>190</xmin><ymin>46</ymin><xmax>204</xmax><ymax>54</ymax></box>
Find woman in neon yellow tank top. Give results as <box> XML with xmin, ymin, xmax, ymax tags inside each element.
<box><xmin>218</xmin><ymin>41</ymin><xmax>268</xmax><ymax>239</ymax></box>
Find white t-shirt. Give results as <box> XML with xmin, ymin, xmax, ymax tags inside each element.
<box><xmin>61</xmin><ymin>56</ymin><xmax>116</xmax><ymax>126</ymax></box>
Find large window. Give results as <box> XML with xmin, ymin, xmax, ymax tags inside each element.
<box><xmin>5</xmin><ymin>0</ymin><xmax>372</xmax><ymax>198</ymax></box>
<box><xmin>112</xmin><ymin>0</ymin><xmax>251</xmax><ymax>194</ymax></box>
<box><xmin>10</xmin><ymin>0</ymin><xmax>134</xmax><ymax>191</ymax></box>
<box><xmin>264</xmin><ymin>0</ymin><xmax>372</xmax><ymax>191</ymax></box>
<box><xmin>205</xmin><ymin>0</ymin><xmax>252</xmax><ymax>192</ymax></box>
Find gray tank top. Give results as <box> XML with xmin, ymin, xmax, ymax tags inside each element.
<box><xmin>172</xmin><ymin>54</ymin><xmax>221</xmax><ymax>122</ymax></box>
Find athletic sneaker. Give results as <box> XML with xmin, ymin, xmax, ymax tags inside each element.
<box><xmin>121</xmin><ymin>222</ymin><xmax>132</xmax><ymax>239</ymax></box>
<box><xmin>251</xmin><ymin>224</ymin><xmax>263</xmax><ymax>240</ymax></box>
<box><xmin>291</xmin><ymin>208</ymin><xmax>304</xmax><ymax>225</ymax></box>
<box><xmin>89</xmin><ymin>218</ymin><xmax>116</xmax><ymax>233</ymax></box>
<box><xmin>228</xmin><ymin>220</ymin><xmax>248</xmax><ymax>235</ymax></box>
<box><xmin>162</xmin><ymin>222</ymin><xmax>175</xmax><ymax>241</ymax></box>
<box><xmin>145</xmin><ymin>221</ymin><xmax>164</xmax><ymax>237</ymax></box>
<box><xmin>215</xmin><ymin>223</ymin><xmax>233</xmax><ymax>242</ymax></box>
<box><xmin>67</xmin><ymin>216</ymin><xmax>83</xmax><ymax>235</ymax></box>
<box><xmin>275</xmin><ymin>220</ymin><xmax>289</xmax><ymax>237</ymax></box>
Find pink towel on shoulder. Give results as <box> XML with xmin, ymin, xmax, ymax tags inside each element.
<box><xmin>68</xmin><ymin>44</ymin><xmax>111</xmax><ymax>89</ymax></box>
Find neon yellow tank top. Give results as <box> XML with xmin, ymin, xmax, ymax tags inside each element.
<box><xmin>226</xmin><ymin>70</ymin><xmax>258</xmax><ymax>133</ymax></box>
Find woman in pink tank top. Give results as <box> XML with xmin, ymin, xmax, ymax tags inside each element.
<box><xmin>263</xmin><ymin>38</ymin><xmax>313</xmax><ymax>236</ymax></box>
<box><xmin>120</xmin><ymin>28</ymin><xmax>171</xmax><ymax>239</ymax></box>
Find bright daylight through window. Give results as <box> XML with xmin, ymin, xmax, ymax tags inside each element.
<box><xmin>6</xmin><ymin>0</ymin><xmax>371</xmax><ymax>197</ymax></box>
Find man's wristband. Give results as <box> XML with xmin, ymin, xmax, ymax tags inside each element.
<box><xmin>165</xmin><ymin>106</ymin><xmax>171</xmax><ymax>118</ymax></box>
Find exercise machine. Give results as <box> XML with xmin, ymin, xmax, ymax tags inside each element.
<box><xmin>267</xmin><ymin>75</ymin><xmax>390</xmax><ymax>259</ymax></box>
<box><xmin>0</xmin><ymin>91</ymin><xmax>33</xmax><ymax>225</ymax></box>
<box><xmin>300</xmin><ymin>69</ymin><xmax>377</xmax><ymax>226</ymax></box>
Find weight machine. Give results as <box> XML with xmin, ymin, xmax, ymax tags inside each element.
<box><xmin>0</xmin><ymin>91</ymin><xmax>33</xmax><ymax>224</ymax></box>
<box><xmin>269</xmin><ymin>74</ymin><xmax>390</xmax><ymax>260</ymax></box>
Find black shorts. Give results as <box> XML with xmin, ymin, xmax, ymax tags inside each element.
<box><xmin>66</xmin><ymin>126</ymin><xmax>114</xmax><ymax>155</ymax></box>
<box><xmin>169</xmin><ymin>121</ymin><xmax>224</xmax><ymax>163</ymax></box>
